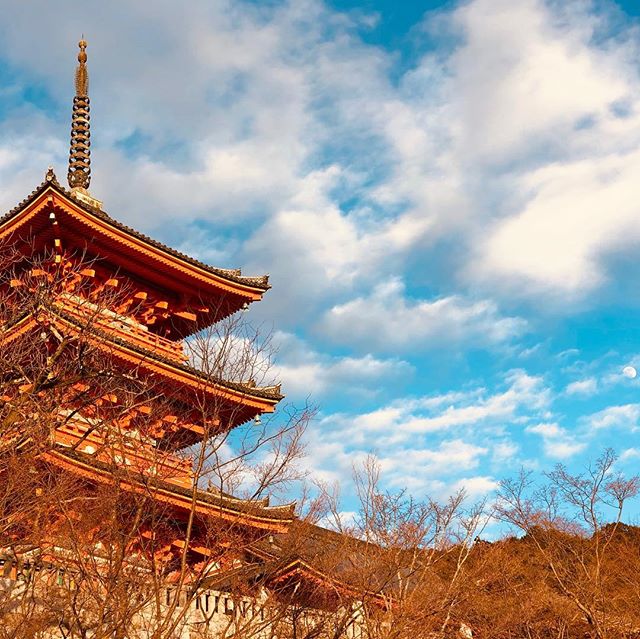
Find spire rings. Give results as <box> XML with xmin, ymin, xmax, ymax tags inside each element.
<box><xmin>68</xmin><ymin>39</ymin><xmax>91</xmax><ymax>190</ymax></box>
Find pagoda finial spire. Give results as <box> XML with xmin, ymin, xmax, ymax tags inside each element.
<box><xmin>68</xmin><ymin>38</ymin><xmax>91</xmax><ymax>190</ymax></box>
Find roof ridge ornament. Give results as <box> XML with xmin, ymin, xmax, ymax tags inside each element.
<box><xmin>67</xmin><ymin>39</ymin><xmax>102</xmax><ymax>210</ymax></box>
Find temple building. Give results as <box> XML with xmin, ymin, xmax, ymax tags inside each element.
<box><xmin>0</xmin><ymin>41</ymin><xmax>397</xmax><ymax>639</ymax></box>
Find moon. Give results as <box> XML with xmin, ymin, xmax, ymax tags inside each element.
<box><xmin>623</xmin><ymin>366</ymin><xmax>637</xmax><ymax>379</ymax></box>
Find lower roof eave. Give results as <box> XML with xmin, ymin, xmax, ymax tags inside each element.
<box><xmin>42</xmin><ymin>448</ymin><xmax>295</xmax><ymax>533</ymax></box>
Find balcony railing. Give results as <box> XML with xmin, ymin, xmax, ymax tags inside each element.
<box><xmin>55</xmin><ymin>294</ymin><xmax>188</xmax><ymax>363</ymax></box>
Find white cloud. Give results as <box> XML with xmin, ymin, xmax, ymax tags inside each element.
<box><xmin>565</xmin><ymin>377</ymin><xmax>598</xmax><ymax>396</ymax></box>
<box><xmin>526</xmin><ymin>422</ymin><xmax>586</xmax><ymax>459</ymax></box>
<box><xmin>297</xmin><ymin>435</ymin><xmax>369</xmax><ymax>487</ymax></box>
<box><xmin>450</xmin><ymin>475</ymin><xmax>499</xmax><ymax>498</ymax></box>
<box><xmin>492</xmin><ymin>441</ymin><xmax>519</xmax><ymax>463</ymax></box>
<box><xmin>452</xmin><ymin>0</ymin><xmax>640</xmax><ymax>298</ymax></box>
<box><xmin>587</xmin><ymin>403</ymin><xmax>640</xmax><ymax>431</ymax></box>
<box><xmin>321</xmin><ymin>278</ymin><xmax>526</xmax><ymax>352</ymax></box>
<box><xmin>474</xmin><ymin>151</ymin><xmax>640</xmax><ymax>296</ymax></box>
<box><xmin>379</xmin><ymin>439</ymin><xmax>488</xmax><ymax>491</ymax></box>
<box><xmin>271</xmin><ymin>331</ymin><xmax>412</xmax><ymax>399</ymax></box>
<box><xmin>551</xmin><ymin>441</ymin><xmax>588</xmax><ymax>459</ymax></box>
<box><xmin>620</xmin><ymin>448</ymin><xmax>640</xmax><ymax>462</ymax></box>
<box><xmin>528</xmin><ymin>422</ymin><xmax>563</xmax><ymax>438</ymax></box>
<box><xmin>242</xmin><ymin>171</ymin><xmax>434</xmax><ymax>326</ymax></box>
<box><xmin>447</xmin><ymin>0</ymin><xmax>631</xmax><ymax>162</ymax></box>
<box><xmin>333</xmin><ymin>370</ymin><xmax>549</xmax><ymax>444</ymax></box>
<box><xmin>298</xmin><ymin>430</ymin><xmax>493</xmax><ymax>499</ymax></box>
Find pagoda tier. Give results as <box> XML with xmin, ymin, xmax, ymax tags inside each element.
<box><xmin>2</xmin><ymin>304</ymin><xmax>282</xmax><ymax>449</ymax></box>
<box><xmin>0</xmin><ymin>172</ymin><xmax>269</xmax><ymax>339</ymax></box>
<box><xmin>0</xmin><ymin>442</ymin><xmax>295</xmax><ymax>592</ymax></box>
<box><xmin>44</xmin><ymin>448</ymin><xmax>295</xmax><ymax>534</ymax></box>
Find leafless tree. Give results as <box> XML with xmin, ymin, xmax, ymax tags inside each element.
<box><xmin>496</xmin><ymin>449</ymin><xmax>640</xmax><ymax>639</ymax></box>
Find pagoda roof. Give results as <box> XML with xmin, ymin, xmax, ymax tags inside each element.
<box><xmin>45</xmin><ymin>446</ymin><xmax>296</xmax><ymax>532</ymax></box>
<box><xmin>0</xmin><ymin>171</ymin><xmax>270</xmax><ymax>296</ymax></box>
<box><xmin>247</xmin><ymin>520</ymin><xmax>418</xmax><ymax>606</ymax></box>
<box><xmin>5</xmin><ymin>306</ymin><xmax>283</xmax><ymax>408</ymax></box>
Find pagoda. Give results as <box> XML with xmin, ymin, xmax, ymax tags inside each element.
<box><xmin>0</xmin><ymin>41</ymin><xmax>393</xmax><ymax>637</ymax></box>
<box><xmin>0</xmin><ymin>41</ymin><xmax>296</xmax><ymax>567</ymax></box>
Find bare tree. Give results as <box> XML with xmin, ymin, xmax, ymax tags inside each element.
<box><xmin>262</xmin><ymin>457</ymin><xmax>492</xmax><ymax>639</ymax></box>
<box><xmin>496</xmin><ymin>449</ymin><xmax>640</xmax><ymax>639</ymax></box>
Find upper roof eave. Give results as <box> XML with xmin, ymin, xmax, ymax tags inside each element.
<box><xmin>3</xmin><ymin>309</ymin><xmax>284</xmax><ymax>404</ymax></box>
<box><xmin>0</xmin><ymin>173</ymin><xmax>271</xmax><ymax>295</ymax></box>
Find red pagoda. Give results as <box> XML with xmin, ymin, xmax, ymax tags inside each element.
<box><xmin>0</xmin><ymin>42</ymin><xmax>392</xmax><ymax>635</ymax></box>
<box><xmin>0</xmin><ymin>39</ymin><xmax>294</xmax><ymax>532</ymax></box>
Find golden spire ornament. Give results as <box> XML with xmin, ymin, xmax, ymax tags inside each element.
<box><xmin>67</xmin><ymin>39</ymin><xmax>91</xmax><ymax>191</ymax></box>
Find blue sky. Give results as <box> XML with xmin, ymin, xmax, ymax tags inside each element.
<box><xmin>2</xmin><ymin>0</ymin><xmax>640</xmax><ymax>520</ymax></box>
